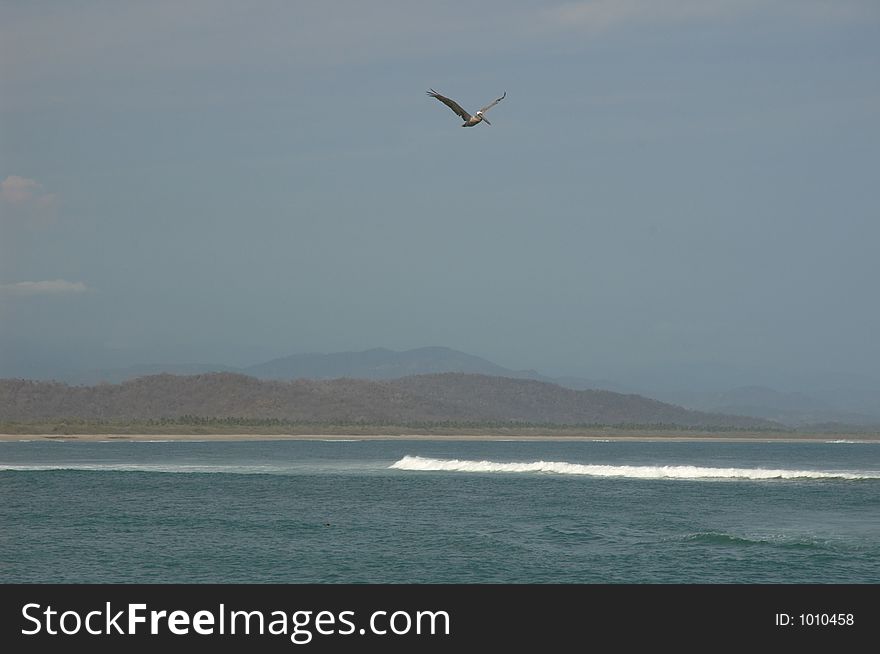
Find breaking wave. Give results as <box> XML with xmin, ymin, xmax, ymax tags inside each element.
<box><xmin>389</xmin><ymin>455</ymin><xmax>880</xmax><ymax>480</ymax></box>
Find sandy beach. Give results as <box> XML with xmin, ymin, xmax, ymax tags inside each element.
<box><xmin>2</xmin><ymin>432</ymin><xmax>877</xmax><ymax>443</ymax></box>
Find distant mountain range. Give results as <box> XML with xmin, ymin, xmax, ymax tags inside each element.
<box><xmin>12</xmin><ymin>346</ymin><xmax>880</xmax><ymax>429</ymax></box>
<box><xmin>59</xmin><ymin>346</ymin><xmax>631</xmax><ymax>391</ymax></box>
<box><xmin>246</xmin><ymin>346</ymin><xmax>539</xmax><ymax>381</ymax></box>
<box><xmin>0</xmin><ymin>372</ymin><xmax>780</xmax><ymax>430</ymax></box>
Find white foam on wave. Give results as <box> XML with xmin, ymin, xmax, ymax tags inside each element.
<box><xmin>388</xmin><ymin>455</ymin><xmax>880</xmax><ymax>480</ymax></box>
<box><xmin>825</xmin><ymin>439</ymin><xmax>877</xmax><ymax>444</ymax></box>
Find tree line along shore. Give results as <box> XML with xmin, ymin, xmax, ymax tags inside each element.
<box><xmin>1</xmin><ymin>418</ymin><xmax>876</xmax><ymax>440</ymax></box>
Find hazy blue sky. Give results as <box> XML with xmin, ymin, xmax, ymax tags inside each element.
<box><xmin>2</xmin><ymin>1</ymin><xmax>878</xmax><ymax>388</ymax></box>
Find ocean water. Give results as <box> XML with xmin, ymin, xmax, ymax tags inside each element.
<box><xmin>1</xmin><ymin>438</ymin><xmax>878</xmax><ymax>584</ymax></box>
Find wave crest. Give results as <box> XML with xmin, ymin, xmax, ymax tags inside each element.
<box><xmin>389</xmin><ymin>455</ymin><xmax>879</xmax><ymax>480</ymax></box>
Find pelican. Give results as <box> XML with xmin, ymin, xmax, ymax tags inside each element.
<box><xmin>427</xmin><ymin>89</ymin><xmax>506</xmax><ymax>127</ymax></box>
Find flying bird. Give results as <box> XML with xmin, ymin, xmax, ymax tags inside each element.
<box><xmin>427</xmin><ymin>89</ymin><xmax>506</xmax><ymax>127</ymax></box>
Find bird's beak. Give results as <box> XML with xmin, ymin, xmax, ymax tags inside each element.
<box><xmin>482</xmin><ymin>118</ymin><xmax>492</xmax><ymax>126</ymax></box>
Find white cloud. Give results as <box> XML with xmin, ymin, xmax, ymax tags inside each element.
<box><xmin>0</xmin><ymin>175</ymin><xmax>58</xmax><ymax>224</ymax></box>
<box><xmin>1</xmin><ymin>175</ymin><xmax>55</xmax><ymax>205</ymax></box>
<box><xmin>0</xmin><ymin>280</ymin><xmax>89</xmax><ymax>296</ymax></box>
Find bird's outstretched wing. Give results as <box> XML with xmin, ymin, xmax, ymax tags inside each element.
<box><xmin>427</xmin><ymin>89</ymin><xmax>472</xmax><ymax>121</ymax></box>
<box><xmin>478</xmin><ymin>91</ymin><xmax>506</xmax><ymax>115</ymax></box>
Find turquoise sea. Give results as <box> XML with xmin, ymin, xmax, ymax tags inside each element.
<box><xmin>2</xmin><ymin>438</ymin><xmax>879</xmax><ymax>584</ymax></box>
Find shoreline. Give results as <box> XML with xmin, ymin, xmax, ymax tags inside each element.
<box><xmin>2</xmin><ymin>432</ymin><xmax>878</xmax><ymax>443</ymax></box>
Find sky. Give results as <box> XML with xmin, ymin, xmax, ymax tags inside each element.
<box><xmin>1</xmin><ymin>1</ymin><xmax>879</xmax><ymax>391</ymax></box>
